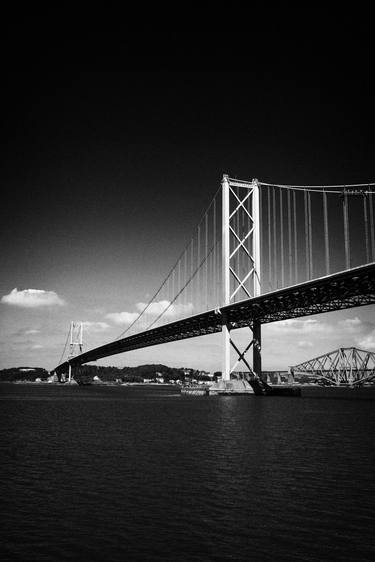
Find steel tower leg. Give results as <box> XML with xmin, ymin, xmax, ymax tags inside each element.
<box><xmin>252</xmin><ymin>178</ymin><xmax>261</xmax><ymax>298</ymax></box>
<box><xmin>252</xmin><ymin>179</ymin><xmax>262</xmax><ymax>378</ymax></box>
<box><xmin>222</xmin><ymin>314</ymin><xmax>231</xmax><ymax>382</ymax></box>
<box><xmin>253</xmin><ymin>319</ymin><xmax>262</xmax><ymax>379</ymax></box>
<box><xmin>222</xmin><ymin>174</ymin><xmax>231</xmax><ymax>381</ymax></box>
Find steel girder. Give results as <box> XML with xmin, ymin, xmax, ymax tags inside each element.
<box><xmin>54</xmin><ymin>262</ymin><xmax>375</xmax><ymax>375</ymax></box>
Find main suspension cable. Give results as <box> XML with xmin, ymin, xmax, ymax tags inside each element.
<box><xmin>259</xmin><ymin>181</ymin><xmax>375</xmax><ymax>193</ymax></box>
<box><xmin>145</xmin><ymin>240</ymin><xmax>219</xmax><ymax>331</ymax></box>
<box><xmin>58</xmin><ymin>327</ymin><xmax>70</xmax><ymax>365</ymax></box>
<box><xmin>114</xmin><ymin>186</ymin><xmax>221</xmax><ymax>341</ymax></box>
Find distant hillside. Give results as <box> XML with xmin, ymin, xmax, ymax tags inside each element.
<box><xmin>76</xmin><ymin>364</ymin><xmax>212</xmax><ymax>383</ymax></box>
<box><xmin>0</xmin><ymin>367</ymin><xmax>49</xmax><ymax>382</ymax></box>
<box><xmin>0</xmin><ymin>364</ymin><xmax>218</xmax><ymax>383</ymax></box>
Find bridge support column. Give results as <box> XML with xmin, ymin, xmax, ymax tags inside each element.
<box><xmin>220</xmin><ymin>174</ymin><xmax>263</xmax><ymax>384</ymax></box>
<box><xmin>221</xmin><ymin>174</ymin><xmax>231</xmax><ymax>382</ymax></box>
<box><xmin>252</xmin><ymin>319</ymin><xmax>262</xmax><ymax>380</ymax></box>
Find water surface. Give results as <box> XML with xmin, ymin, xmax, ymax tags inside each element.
<box><xmin>1</xmin><ymin>383</ymin><xmax>374</xmax><ymax>561</ymax></box>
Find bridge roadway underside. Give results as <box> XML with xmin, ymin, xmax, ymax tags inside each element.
<box><xmin>55</xmin><ymin>263</ymin><xmax>375</xmax><ymax>375</ymax></box>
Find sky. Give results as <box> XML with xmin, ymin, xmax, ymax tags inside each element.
<box><xmin>1</xmin><ymin>23</ymin><xmax>374</xmax><ymax>372</ymax></box>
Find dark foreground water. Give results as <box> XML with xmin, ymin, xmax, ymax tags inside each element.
<box><xmin>1</xmin><ymin>384</ymin><xmax>374</xmax><ymax>562</ymax></box>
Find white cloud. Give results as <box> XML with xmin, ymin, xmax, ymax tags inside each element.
<box><xmin>136</xmin><ymin>300</ymin><xmax>169</xmax><ymax>315</ymax></box>
<box><xmin>268</xmin><ymin>318</ymin><xmax>331</xmax><ymax>334</ymax></box>
<box><xmin>341</xmin><ymin>317</ymin><xmax>362</xmax><ymax>326</ymax></box>
<box><xmin>31</xmin><ymin>344</ymin><xmax>43</xmax><ymax>350</ymax></box>
<box><xmin>358</xmin><ymin>330</ymin><xmax>375</xmax><ymax>350</ymax></box>
<box><xmin>82</xmin><ymin>321</ymin><xmax>110</xmax><ymax>332</ymax></box>
<box><xmin>136</xmin><ymin>300</ymin><xmax>193</xmax><ymax>318</ymax></box>
<box><xmin>106</xmin><ymin>311</ymin><xmax>140</xmax><ymax>325</ymax></box>
<box><xmin>338</xmin><ymin>317</ymin><xmax>362</xmax><ymax>332</ymax></box>
<box><xmin>25</xmin><ymin>329</ymin><xmax>40</xmax><ymax>335</ymax></box>
<box><xmin>90</xmin><ymin>307</ymin><xmax>106</xmax><ymax>315</ymax></box>
<box><xmin>106</xmin><ymin>301</ymin><xmax>194</xmax><ymax>326</ymax></box>
<box><xmin>1</xmin><ymin>288</ymin><xmax>65</xmax><ymax>308</ymax></box>
<box><xmin>297</xmin><ymin>340</ymin><xmax>313</xmax><ymax>348</ymax></box>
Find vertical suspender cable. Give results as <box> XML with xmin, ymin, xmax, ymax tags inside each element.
<box><xmin>363</xmin><ymin>194</ymin><xmax>370</xmax><ymax>263</ymax></box>
<box><xmin>197</xmin><ymin>225</ymin><xmax>200</xmax><ymax>312</ymax></box>
<box><xmin>268</xmin><ymin>186</ymin><xmax>272</xmax><ymax>290</ymax></box>
<box><xmin>240</xmin><ymin>185</ymin><xmax>243</xmax><ymax>289</ymax></box>
<box><xmin>172</xmin><ymin>269</ymin><xmax>175</xmax><ymax>313</ymax></box>
<box><xmin>178</xmin><ymin>260</ymin><xmax>181</xmax><ymax>316</ymax></box>
<box><xmin>184</xmin><ymin>248</ymin><xmax>187</xmax><ymax>310</ymax></box>
<box><xmin>166</xmin><ymin>276</ymin><xmax>169</xmax><ymax>317</ymax></box>
<box><xmin>191</xmin><ymin>239</ymin><xmax>194</xmax><ymax>313</ymax></box>
<box><xmin>242</xmin><ymin>186</ymin><xmax>245</xmax><ymax>296</ymax></box>
<box><xmin>213</xmin><ymin>197</ymin><xmax>216</xmax><ymax>306</ymax></box>
<box><xmin>178</xmin><ymin>255</ymin><xmax>182</xmax><ymax>316</ymax></box>
<box><xmin>205</xmin><ymin>212</ymin><xmax>208</xmax><ymax>310</ymax></box>
<box><xmin>179</xmin><ymin>254</ymin><xmax>183</xmax><ymax>314</ymax></box>
<box><xmin>280</xmin><ymin>189</ymin><xmax>285</xmax><ymax>287</ymax></box>
<box><xmin>323</xmin><ymin>189</ymin><xmax>330</xmax><ymax>275</ymax></box>
<box><xmin>236</xmin><ymin>186</ymin><xmax>240</xmax><ymax>296</ymax></box>
<box><xmin>293</xmin><ymin>190</ymin><xmax>298</xmax><ymax>284</ymax></box>
<box><xmin>308</xmin><ymin>191</ymin><xmax>313</xmax><ymax>279</ymax></box>
<box><xmin>182</xmin><ymin>250</ymin><xmax>185</xmax><ymax>313</ymax></box>
<box><xmin>273</xmin><ymin>188</ymin><xmax>277</xmax><ymax>287</ymax></box>
<box><xmin>343</xmin><ymin>191</ymin><xmax>350</xmax><ymax>269</ymax></box>
<box><xmin>217</xmin><ymin>196</ymin><xmax>220</xmax><ymax>305</ymax></box>
<box><xmin>369</xmin><ymin>191</ymin><xmax>375</xmax><ymax>261</ymax></box>
<box><xmin>287</xmin><ymin>189</ymin><xmax>292</xmax><ymax>285</ymax></box>
<box><xmin>304</xmin><ymin>190</ymin><xmax>309</xmax><ymax>279</ymax></box>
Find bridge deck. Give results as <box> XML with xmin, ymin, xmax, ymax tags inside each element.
<box><xmin>54</xmin><ymin>263</ymin><xmax>375</xmax><ymax>375</ymax></box>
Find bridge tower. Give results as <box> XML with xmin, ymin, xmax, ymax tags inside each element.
<box><xmin>67</xmin><ymin>321</ymin><xmax>83</xmax><ymax>382</ymax></box>
<box><xmin>221</xmin><ymin>175</ymin><xmax>261</xmax><ymax>381</ymax></box>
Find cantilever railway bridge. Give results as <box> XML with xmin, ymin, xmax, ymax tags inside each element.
<box><xmin>291</xmin><ymin>347</ymin><xmax>375</xmax><ymax>386</ymax></box>
<box><xmin>55</xmin><ymin>176</ymin><xmax>375</xmax><ymax>380</ymax></box>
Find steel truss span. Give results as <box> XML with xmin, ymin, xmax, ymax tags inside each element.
<box><xmin>54</xmin><ymin>263</ymin><xmax>375</xmax><ymax>376</ymax></box>
<box><xmin>291</xmin><ymin>347</ymin><xmax>375</xmax><ymax>386</ymax></box>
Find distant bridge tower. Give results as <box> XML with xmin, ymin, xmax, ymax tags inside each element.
<box><xmin>221</xmin><ymin>175</ymin><xmax>261</xmax><ymax>381</ymax></box>
<box><xmin>67</xmin><ymin>321</ymin><xmax>84</xmax><ymax>382</ymax></box>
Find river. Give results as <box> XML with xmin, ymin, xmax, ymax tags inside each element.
<box><xmin>1</xmin><ymin>383</ymin><xmax>374</xmax><ymax>561</ymax></box>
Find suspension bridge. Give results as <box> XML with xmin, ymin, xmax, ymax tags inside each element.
<box><xmin>54</xmin><ymin>176</ymin><xmax>375</xmax><ymax>386</ymax></box>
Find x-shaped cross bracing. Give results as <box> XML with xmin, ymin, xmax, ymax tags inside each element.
<box><xmin>228</xmin><ymin>186</ymin><xmax>257</xmax><ymax>300</ymax></box>
<box><xmin>227</xmin><ymin>325</ymin><xmax>260</xmax><ymax>375</ymax></box>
